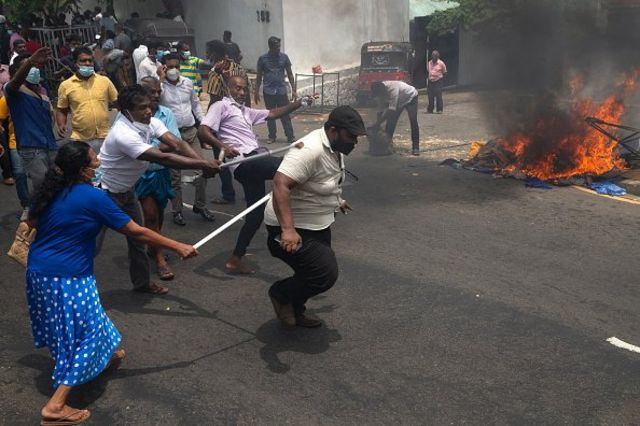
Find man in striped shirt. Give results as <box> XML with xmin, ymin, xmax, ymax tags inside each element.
<box><xmin>177</xmin><ymin>41</ymin><xmax>210</xmax><ymax>97</ymax></box>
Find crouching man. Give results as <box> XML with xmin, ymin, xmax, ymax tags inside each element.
<box><xmin>264</xmin><ymin>106</ymin><xmax>366</xmax><ymax>328</ymax></box>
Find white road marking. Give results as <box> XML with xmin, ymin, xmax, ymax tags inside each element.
<box><xmin>606</xmin><ymin>337</ymin><xmax>640</xmax><ymax>354</ymax></box>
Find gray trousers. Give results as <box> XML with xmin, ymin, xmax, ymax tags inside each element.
<box><xmin>18</xmin><ymin>147</ymin><xmax>57</xmax><ymax>194</ymax></box>
<box><xmin>170</xmin><ymin>126</ymin><xmax>207</xmax><ymax>212</ymax></box>
<box><xmin>96</xmin><ymin>189</ymin><xmax>150</xmax><ymax>289</ymax></box>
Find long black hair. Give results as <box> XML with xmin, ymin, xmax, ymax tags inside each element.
<box><xmin>29</xmin><ymin>141</ymin><xmax>91</xmax><ymax>221</ymax></box>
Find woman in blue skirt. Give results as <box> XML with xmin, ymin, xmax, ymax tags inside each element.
<box><xmin>27</xmin><ymin>141</ymin><xmax>198</xmax><ymax>425</ymax></box>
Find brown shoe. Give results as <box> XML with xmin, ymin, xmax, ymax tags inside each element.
<box><xmin>296</xmin><ymin>314</ymin><xmax>322</xmax><ymax>328</ymax></box>
<box><xmin>269</xmin><ymin>294</ymin><xmax>296</xmax><ymax>328</ymax></box>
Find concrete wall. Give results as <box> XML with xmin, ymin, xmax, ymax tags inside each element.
<box><xmin>182</xmin><ymin>0</ymin><xmax>284</xmax><ymax>70</ymax></box>
<box><xmin>281</xmin><ymin>0</ymin><xmax>410</xmax><ymax>74</ymax></box>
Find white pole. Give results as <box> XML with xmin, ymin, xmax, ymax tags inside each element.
<box><xmin>193</xmin><ymin>193</ymin><xmax>273</xmax><ymax>249</ymax></box>
<box><xmin>219</xmin><ymin>141</ymin><xmax>302</xmax><ymax>169</ymax></box>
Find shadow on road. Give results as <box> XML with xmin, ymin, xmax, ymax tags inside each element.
<box><xmin>256</xmin><ymin>301</ymin><xmax>342</xmax><ymax>374</ymax></box>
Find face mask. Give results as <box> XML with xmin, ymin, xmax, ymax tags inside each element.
<box><xmin>166</xmin><ymin>68</ymin><xmax>180</xmax><ymax>81</ymax></box>
<box><xmin>331</xmin><ymin>137</ymin><xmax>356</xmax><ymax>155</ymax></box>
<box><xmin>77</xmin><ymin>65</ymin><xmax>95</xmax><ymax>77</ymax></box>
<box><xmin>125</xmin><ymin>111</ymin><xmax>150</xmax><ymax>134</ymax></box>
<box><xmin>85</xmin><ymin>166</ymin><xmax>102</xmax><ymax>184</ymax></box>
<box><xmin>70</xmin><ymin>47</ymin><xmax>76</xmax><ymax>52</ymax></box>
<box><xmin>7</xmin><ymin>30</ymin><xmax>12</xmax><ymax>35</ymax></box>
<box><xmin>156</xmin><ymin>50</ymin><xmax>169</xmax><ymax>61</ymax></box>
<box><xmin>25</xmin><ymin>67</ymin><xmax>41</xmax><ymax>85</ymax></box>
<box><xmin>181</xmin><ymin>51</ymin><xmax>191</xmax><ymax>59</ymax></box>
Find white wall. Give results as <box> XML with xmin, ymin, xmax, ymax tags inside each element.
<box><xmin>281</xmin><ymin>0</ymin><xmax>410</xmax><ymax>73</ymax></box>
<box><xmin>182</xmin><ymin>0</ymin><xmax>284</xmax><ymax>70</ymax></box>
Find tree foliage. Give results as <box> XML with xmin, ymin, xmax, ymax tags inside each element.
<box><xmin>0</xmin><ymin>0</ymin><xmax>84</xmax><ymax>25</ymax></box>
<box><xmin>426</xmin><ymin>0</ymin><xmax>564</xmax><ymax>36</ymax></box>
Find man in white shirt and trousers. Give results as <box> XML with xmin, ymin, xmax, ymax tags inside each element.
<box><xmin>97</xmin><ymin>85</ymin><xmax>220</xmax><ymax>295</ymax></box>
<box><xmin>371</xmin><ymin>81</ymin><xmax>420</xmax><ymax>156</ymax></box>
<box><xmin>264</xmin><ymin>106</ymin><xmax>367</xmax><ymax>329</ymax></box>
<box><xmin>159</xmin><ymin>52</ymin><xmax>216</xmax><ymax>225</ymax></box>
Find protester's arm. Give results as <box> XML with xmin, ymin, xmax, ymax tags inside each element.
<box><xmin>254</xmin><ymin>58</ymin><xmax>263</xmax><ymax>104</ymax></box>
<box><xmin>137</xmin><ymin>146</ymin><xmax>220</xmax><ymax>173</ymax></box>
<box><xmin>272</xmin><ymin>171</ymin><xmax>302</xmax><ymax>253</ymax></box>
<box><xmin>118</xmin><ymin>220</ymin><xmax>198</xmax><ymax>259</ymax></box>
<box><xmin>55</xmin><ymin>108</ymin><xmax>70</xmax><ymax>138</ymax></box>
<box><xmin>190</xmin><ymin>83</ymin><xmax>204</xmax><ymax>122</ymax></box>
<box><xmin>267</xmin><ymin>98</ymin><xmax>303</xmax><ymax>120</ymax></box>
<box><xmin>197</xmin><ymin>124</ymin><xmax>240</xmax><ymax>157</ymax></box>
<box><xmin>157</xmin><ymin>131</ymin><xmax>200</xmax><ymax>159</ymax></box>
<box><xmin>7</xmin><ymin>47</ymin><xmax>51</xmax><ymax>92</ymax></box>
<box><xmin>286</xmin><ymin>60</ymin><xmax>297</xmax><ymax>100</ymax></box>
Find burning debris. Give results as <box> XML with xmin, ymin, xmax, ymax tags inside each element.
<box><xmin>447</xmin><ymin>70</ymin><xmax>640</xmax><ymax>189</ymax></box>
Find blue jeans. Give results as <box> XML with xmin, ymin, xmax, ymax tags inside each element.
<box><xmin>18</xmin><ymin>147</ymin><xmax>57</xmax><ymax>195</ymax></box>
<box><xmin>10</xmin><ymin>149</ymin><xmax>30</xmax><ymax>208</ymax></box>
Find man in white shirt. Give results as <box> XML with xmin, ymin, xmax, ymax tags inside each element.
<box><xmin>371</xmin><ymin>80</ymin><xmax>420</xmax><ymax>156</ymax></box>
<box><xmin>98</xmin><ymin>85</ymin><xmax>220</xmax><ymax>295</ymax></box>
<box><xmin>136</xmin><ymin>41</ymin><xmax>162</xmax><ymax>83</ymax></box>
<box><xmin>132</xmin><ymin>42</ymin><xmax>148</xmax><ymax>82</ymax></box>
<box><xmin>159</xmin><ymin>53</ymin><xmax>215</xmax><ymax>224</ymax></box>
<box><xmin>264</xmin><ymin>106</ymin><xmax>366</xmax><ymax>328</ymax></box>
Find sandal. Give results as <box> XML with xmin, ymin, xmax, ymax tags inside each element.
<box><xmin>157</xmin><ymin>265</ymin><xmax>175</xmax><ymax>281</ymax></box>
<box><xmin>133</xmin><ymin>282</ymin><xmax>169</xmax><ymax>295</ymax></box>
<box><xmin>41</xmin><ymin>409</ymin><xmax>91</xmax><ymax>425</ymax></box>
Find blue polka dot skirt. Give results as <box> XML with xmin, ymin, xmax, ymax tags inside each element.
<box><xmin>25</xmin><ymin>271</ymin><xmax>122</xmax><ymax>389</ymax></box>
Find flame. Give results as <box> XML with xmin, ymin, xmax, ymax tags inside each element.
<box><xmin>495</xmin><ymin>70</ymin><xmax>639</xmax><ymax>180</ymax></box>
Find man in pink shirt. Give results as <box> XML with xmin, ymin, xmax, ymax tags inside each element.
<box><xmin>427</xmin><ymin>50</ymin><xmax>447</xmax><ymax>114</ymax></box>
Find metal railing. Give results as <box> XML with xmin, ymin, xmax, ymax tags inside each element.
<box><xmin>294</xmin><ymin>72</ymin><xmax>341</xmax><ymax>114</ymax></box>
<box><xmin>30</xmin><ymin>25</ymin><xmax>98</xmax><ymax>79</ymax></box>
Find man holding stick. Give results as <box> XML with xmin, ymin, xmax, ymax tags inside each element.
<box><xmin>97</xmin><ymin>84</ymin><xmax>220</xmax><ymax>295</ymax></box>
<box><xmin>264</xmin><ymin>106</ymin><xmax>366</xmax><ymax>328</ymax></box>
<box><xmin>198</xmin><ymin>75</ymin><xmax>310</xmax><ymax>274</ymax></box>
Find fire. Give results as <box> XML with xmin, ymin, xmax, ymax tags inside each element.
<box><xmin>495</xmin><ymin>71</ymin><xmax>639</xmax><ymax>180</ymax></box>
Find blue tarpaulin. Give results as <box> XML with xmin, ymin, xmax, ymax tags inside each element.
<box><xmin>588</xmin><ymin>181</ymin><xmax>627</xmax><ymax>196</ymax></box>
<box><xmin>525</xmin><ymin>178</ymin><xmax>553</xmax><ymax>190</ymax></box>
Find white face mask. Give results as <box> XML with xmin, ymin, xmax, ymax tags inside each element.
<box><xmin>125</xmin><ymin>111</ymin><xmax>150</xmax><ymax>134</ymax></box>
<box><xmin>166</xmin><ymin>68</ymin><xmax>180</xmax><ymax>81</ymax></box>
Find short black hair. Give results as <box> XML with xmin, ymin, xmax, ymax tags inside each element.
<box><xmin>119</xmin><ymin>84</ymin><xmax>149</xmax><ymax>111</ymax></box>
<box><xmin>9</xmin><ymin>53</ymin><xmax>32</xmax><ymax>76</ymax></box>
<box><xmin>223</xmin><ymin>30</ymin><xmax>232</xmax><ymax>38</ymax></box>
<box><xmin>162</xmin><ymin>52</ymin><xmax>181</xmax><ymax>64</ymax></box>
<box><xmin>268</xmin><ymin>36</ymin><xmax>280</xmax><ymax>48</ymax></box>
<box><xmin>370</xmin><ymin>81</ymin><xmax>386</xmax><ymax>97</ymax></box>
<box><xmin>177</xmin><ymin>41</ymin><xmax>189</xmax><ymax>51</ymax></box>
<box><xmin>72</xmin><ymin>46</ymin><xmax>93</xmax><ymax>62</ymax></box>
<box><xmin>206</xmin><ymin>39</ymin><xmax>226</xmax><ymax>60</ymax></box>
<box><xmin>13</xmin><ymin>39</ymin><xmax>26</xmax><ymax>47</ymax></box>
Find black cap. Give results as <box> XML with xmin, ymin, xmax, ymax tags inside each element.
<box><xmin>268</xmin><ymin>36</ymin><xmax>281</xmax><ymax>46</ymax></box>
<box><xmin>326</xmin><ymin>106</ymin><xmax>367</xmax><ymax>136</ymax></box>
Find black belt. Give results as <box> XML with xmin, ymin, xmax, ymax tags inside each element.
<box><xmin>179</xmin><ymin>125</ymin><xmax>196</xmax><ymax>132</ymax></box>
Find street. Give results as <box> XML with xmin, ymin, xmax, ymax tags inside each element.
<box><xmin>1</xmin><ymin>92</ymin><xmax>639</xmax><ymax>425</ymax></box>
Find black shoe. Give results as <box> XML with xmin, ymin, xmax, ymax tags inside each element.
<box><xmin>267</xmin><ymin>138</ymin><xmax>276</xmax><ymax>144</ymax></box>
<box><xmin>193</xmin><ymin>206</ymin><xmax>216</xmax><ymax>222</ymax></box>
<box><xmin>211</xmin><ymin>197</ymin><xmax>235</xmax><ymax>205</ymax></box>
<box><xmin>173</xmin><ymin>212</ymin><xmax>186</xmax><ymax>226</ymax></box>
<box><xmin>287</xmin><ymin>138</ymin><xmax>296</xmax><ymax>144</ymax></box>
<box><xmin>412</xmin><ymin>149</ymin><xmax>420</xmax><ymax>156</ymax></box>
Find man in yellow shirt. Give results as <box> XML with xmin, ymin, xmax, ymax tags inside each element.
<box><xmin>56</xmin><ymin>46</ymin><xmax>118</xmax><ymax>154</ymax></box>
<box><xmin>0</xmin><ymin>96</ymin><xmax>31</xmax><ymax>214</ymax></box>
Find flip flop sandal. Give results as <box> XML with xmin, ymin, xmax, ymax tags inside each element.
<box><xmin>41</xmin><ymin>409</ymin><xmax>91</xmax><ymax>425</ymax></box>
<box><xmin>157</xmin><ymin>265</ymin><xmax>175</xmax><ymax>281</ymax></box>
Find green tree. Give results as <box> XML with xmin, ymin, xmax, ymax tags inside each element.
<box><xmin>0</xmin><ymin>0</ymin><xmax>84</xmax><ymax>25</ymax></box>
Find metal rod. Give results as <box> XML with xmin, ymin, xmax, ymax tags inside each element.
<box><xmin>193</xmin><ymin>193</ymin><xmax>272</xmax><ymax>249</ymax></box>
<box><xmin>219</xmin><ymin>141</ymin><xmax>302</xmax><ymax>169</ymax></box>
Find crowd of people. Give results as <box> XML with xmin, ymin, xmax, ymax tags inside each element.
<box><xmin>0</xmin><ymin>15</ymin><xmax>366</xmax><ymax>424</ymax></box>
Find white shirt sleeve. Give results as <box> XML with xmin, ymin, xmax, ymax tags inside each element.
<box><xmin>189</xmin><ymin>80</ymin><xmax>205</xmax><ymax>122</ymax></box>
<box><xmin>150</xmin><ymin>117</ymin><xmax>170</xmax><ymax>139</ymax></box>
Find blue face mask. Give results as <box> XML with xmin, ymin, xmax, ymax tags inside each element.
<box><xmin>77</xmin><ymin>65</ymin><xmax>95</xmax><ymax>77</ymax></box>
<box><xmin>156</xmin><ymin>50</ymin><xmax>169</xmax><ymax>61</ymax></box>
<box><xmin>25</xmin><ymin>67</ymin><xmax>41</xmax><ymax>85</ymax></box>
<box><xmin>181</xmin><ymin>51</ymin><xmax>191</xmax><ymax>59</ymax></box>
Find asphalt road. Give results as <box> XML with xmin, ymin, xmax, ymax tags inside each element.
<box><xmin>1</xmin><ymin>96</ymin><xmax>639</xmax><ymax>425</ymax></box>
